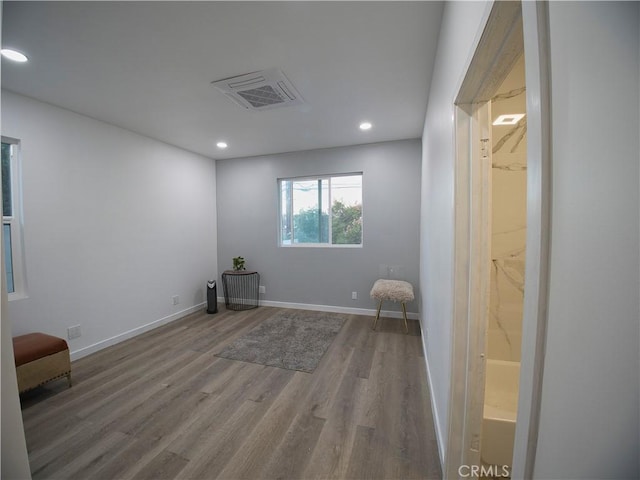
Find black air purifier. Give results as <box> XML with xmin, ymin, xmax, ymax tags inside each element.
<box><xmin>206</xmin><ymin>280</ymin><xmax>218</xmax><ymax>314</ymax></box>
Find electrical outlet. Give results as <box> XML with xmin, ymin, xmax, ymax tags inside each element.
<box><xmin>172</xmin><ymin>295</ymin><xmax>180</xmax><ymax>305</ymax></box>
<box><xmin>351</xmin><ymin>291</ymin><xmax>358</xmax><ymax>300</ymax></box>
<box><xmin>259</xmin><ymin>285</ymin><xmax>266</xmax><ymax>294</ymax></box>
<box><xmin>471</xmin><ymin>434</ymin><xmax>481</xmax><ymax>452</ymax></box>
<box><xmin>67</xmin><ymin>325</ymin><xmax>81</xmax><ymax>340</ymax></box>
<box><xmin>389</xmin><ymin>265</ymin><xmax>405</xmax><ymax>280</ymax></box>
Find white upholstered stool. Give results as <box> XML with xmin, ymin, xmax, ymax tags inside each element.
<box><xmin>369</xmin><ymin>279</ymin><xmax>414</xmax><ymax>333</ymax></box>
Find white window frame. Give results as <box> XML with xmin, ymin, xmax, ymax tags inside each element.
<box><xmin>278</xmin><ymin>172</ymin><xmax>363</xmax><ymax>248</ymax></box>
<box><xmin>2</xmin><ymin>137</ymin><xmax>27</xmax><ymax>300</ymax></box>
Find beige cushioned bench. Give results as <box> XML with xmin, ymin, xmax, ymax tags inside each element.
<box><xmin>13</xmin><ymin>333</ymin><xmax>72</xmax><ymax>393</ymax></box>
<box><xmin>370</xmin><ymin>279</ymin><xmax>415</xmax><ymax>333</ymax></box>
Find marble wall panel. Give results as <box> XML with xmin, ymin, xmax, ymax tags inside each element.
<box><xmin>488</xmin><ymin>55</ymin><xmax>526</xmax><ymax>362</ymax></box>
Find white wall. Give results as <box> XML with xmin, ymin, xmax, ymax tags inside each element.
<box><xmin>1</xmin><ymin>281</ymin><xmax>31</xmax><ymax>479</ymax></box>
<box><xmin>1</xmin><ymin>9</ymin><xmax>33</xmax><ymax>477</ymax></box>
<box><xmin>1</xmin><ymin>91</ymin><xmax>217</xmax><ymax>359</ymax></box>
<box><xmin>533</xmin><ymin>3</ymin><xmax>639</xmax><ymax>478</ymax></box>
<box><xmin>419</xmin><ymin>0</ymin><xmax>491</xmax><ymax>459</ymax></box>
<box><xmin>422</xmin><ymin>1</ymin><xmax>640</xmax><ymax>477</ymax></box>
<box><xmin>216</xmin><ymin>139</ymin><xmax>422</xmax><ymax>314</ymax></box>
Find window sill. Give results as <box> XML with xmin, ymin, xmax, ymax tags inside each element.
<box><xmin>8</xmin><ymin>292</ymin><xmax>28</xmax><ymax>302</ymax></box>
<box><xmin>279</xmin><ymin>243</ymin><xmax>363</xmax><ymax>249</ymax></box>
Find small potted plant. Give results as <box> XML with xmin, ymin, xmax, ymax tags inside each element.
<box><xmin>232</xmin><ymin>256</ymin><xmax>246</xmax><ymax>271</ymax></box>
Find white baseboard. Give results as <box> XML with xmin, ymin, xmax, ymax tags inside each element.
<box><xmin>70</xmin><ymin>302</ymin><xmax>206</xmax><ymax>361</ymax></box>
<box><xmin>421</xmin><ymin>327</ymin><xmax>446</xmax><ymax>469</ymax></box>
<box><xmin>217</xmin><ymin>297</ymin><xmax>419</xmax><ymax>320</ymax></box>
<box><xmin>71</xmin><ymin>297</ymin><xmax>418</xmax><ymax>362</ymax></box>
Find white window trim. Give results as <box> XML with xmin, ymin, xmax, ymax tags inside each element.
<box><xmin>2</xmin><ymin>137</ymin><xmax>27</xmax><ymax>300</ymax></box>
<box><xmin>278</xmin><ymin>172</ymin><xmax>363</xmax><ymax>248</ymax></box>
<box><xmin>281</xmin><ymin>242</ymin><xmax>364</xmax><ymax>249</ymax></box>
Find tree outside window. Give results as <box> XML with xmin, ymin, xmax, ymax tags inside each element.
<box><xmin>279</xmin><ymin>174</ymin><xmax>362</xmax><ymax>247</ymax></box>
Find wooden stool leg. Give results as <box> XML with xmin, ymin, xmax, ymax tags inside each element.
<box><xmin>401</xmin><ymin>302</ymin><xmax>409</xmax><ymax>334</ymax></box>
<box><xmin>67</xmin><ymin>372</ymin><xmax>72</xmax><ymax>388</ymax></box>
<box><xmin>372</xmin><ymin>300</ymin><xmax>383</xmax><ymax>330</ymax></box>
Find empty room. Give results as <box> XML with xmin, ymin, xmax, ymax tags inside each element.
<box><xmin>2</xmin><ymin>2</ymin><xmax>638</xmax><ymax>480</ymax></box>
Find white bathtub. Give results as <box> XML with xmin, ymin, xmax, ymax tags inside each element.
<box><xmin>481</xmin><ymin>359</ymin><xmax>520</xmax><ymax>468</ymax></box>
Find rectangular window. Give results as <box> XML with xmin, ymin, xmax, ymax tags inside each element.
<box><xmin>3</xmin><ymin>224</ymin><xmax>14</xmax><ymax>293</ymax></box>
<box><xmin>2</xmin><ymin>139</ymin><xmax>25</xmax><ymax>298</ymax></box>
<box><xmin>279</xmin><ymin>173</ymin><xmax>362</xmax><ymax>247</ymax></box>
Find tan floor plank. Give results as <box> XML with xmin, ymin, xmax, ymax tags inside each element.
<box><xmin>345</xmin><ymin>425</ymin><xmax>385</xmax><ymax>479</ymax></box>
<box><xmin>130</xmin><ymin>450</ymin><xmax>190</xmax><ymax>480</ymax></box>
<box><xmin>386</xmin><ymin>349</ymin><xmax>441</xmax><ymax>479</ymax></box>
<box><xmin>75</xmin><ymin>349</ymin><xmax>204</xmax><ymax>420</ymax></box>
<box><xmin>215</xmin><ymin>371</ymin><xmax>311</xmax><ymax>480</ymax></box>
<box><xmin>331</xmin><ymin>313</ymin><xmax>365</xmax><ymax>347</ymax></box>
<box><xmin>298</xmin><ymin>317</ymin><xmax>356</xmax><ymax>420</ymax></box>
<box><xmin>31</xmin><ymin>426</ymin><xmax>126</xmax><ymax>479</ymax></box>
<box><xmin>110</xmin><ymin>356</ymin><xmax>230</xmax><ymax>437</ymax></box>
<box><xmin>259</xmin><ymin>412</ymin><xmax>327</xmax><ymax>480</ymax></box>
<box><xmin>72</xmin><ymin>311</ymin><xmax>206</xmax><ymax>373</ymax></box>
<box><xmin>178</xmin><ymin>369</ymin><xmax>298</xmax><ymax>479</ymax></box>
<box><xmin>301</xmin><ymin>345</ymin><xmax>366</xmax><ymax>479</ymax></box>
<box><xmin>166</xmin><ymin>364</ymin><xmax>290</xmax><ymax>460</ymax></box>
<box><xmin>355</xmin><ymin>348</ymin><xmax>385</xmax><ymax>429</ymax></box>
<box><xmin>336</xmin><ymin>316</ymin><xmax>375</xmax><ymax>380</ymax></box>
<box><xmin>83</xmin><ymin>434</ymin><xmax>156</xmax><ymax>480</ymax></box>
<box><xmin>20</xmin><ymin>306</ymin><xmax>441</xmax><ymax>480</ymax></box>
<box><xmin>190</xmin><ymin>306</ymin><xmax>275</xmax><ymax>353</ymax></box>
<box><xmin>375</xmin><ymin>339</ymin><xmax>441</xmax><ymax>480</ymax></box>
<box><xmin>64</xmin><ymin>432</ymin><xmax>135</xmax><ymax>480</ymax></box>
<box><xmin>91</xmin><ymin>429</ymin><xmax>184</xmax><ymax>480</ymax></box>
<box><xmin>21</xmin><ymin>340</ymin><xmax>184</xmax><ymax>423</ymax></box>
<box><xmin>199</xmin><ymin>356</ymin><xmax>261</xmax><ymax>395</ymax></box>
<box><xmin>352</xmin><ymin>329</ymin><xmax>378</xmax><ymax>379</ymax></box>
<box><xmin>28</xmin><ymin>420</ymin><xmax>95</xmax><ymax>474</ymax></box>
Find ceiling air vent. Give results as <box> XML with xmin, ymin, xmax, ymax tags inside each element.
<box><xmin>211</xmin><ymin>68</ymin><xmax>304</xmax><ymax>111</ymax></box>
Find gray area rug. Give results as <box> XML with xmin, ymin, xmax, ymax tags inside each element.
<box><xmin>216</xmin><ymin>310</ymin><xmax>346</xmax><ymax>373</ymax></box>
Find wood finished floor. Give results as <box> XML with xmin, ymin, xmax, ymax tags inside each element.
<box><xmin>20</xmin><ymin>306</ymin><xmax>442</xmax><ymax>480</ymax></box>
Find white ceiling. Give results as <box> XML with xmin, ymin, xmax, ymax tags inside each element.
<box><xmin>1</xmin><ymin>1</ymin><xmax>443</xmax><ymax>160</ymax></box>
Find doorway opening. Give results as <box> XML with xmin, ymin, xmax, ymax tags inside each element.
<box><xmin>445</xmin><ymin>2</ymin><xmax>551</xmax><ymax>478</ymax></box>
<box><xmin>482</xmin><ymin>53</ymin><xmax>527</xmax><ymax>470</ymax></box>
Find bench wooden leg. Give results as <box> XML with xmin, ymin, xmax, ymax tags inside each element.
<box><xmin>67</xmin><ymin>372</ymin><xmax>72</xmax><ymax>388</ymax></box>
<box><xmin>401</xmin><ymin>302</ymin><xmax>409</xmax><ymax>334</ymax></box>
<box><xmin>372</xmin><ymin>300</ymin><xmax>383</xmax><ymax>330</ymax></box>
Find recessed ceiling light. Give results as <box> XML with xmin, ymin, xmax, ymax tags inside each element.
<box><xmin>493</xmin><ymin>114</ymin><xmax>525</xmax><ymax>126</ymax></box>
<box><xmin>1</xmin><ymin>49</ymin><xmax>28</xmax><ymax>63</ymax></box>
<box><xmin>359</xmin><ymin>122</ymin><xmax>372</xmax><ymax>131</ymax></box>
<box><xmin>216</xmin><ymin>141</ymin><xmax>228</xmax><ymax>149</ymax></box>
